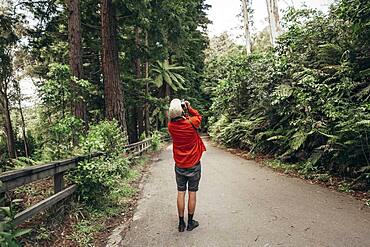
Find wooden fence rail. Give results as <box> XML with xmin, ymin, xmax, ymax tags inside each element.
<box><xmin>0</xmin><ymin>138</ymin><xmax>153</xmax><ymax>226</ymax></box>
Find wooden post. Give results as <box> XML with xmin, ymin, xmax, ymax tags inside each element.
<box><xmin>54</xmin><ymin>172</ymin><xmax>65</xmax><ymax>193</ymax></box>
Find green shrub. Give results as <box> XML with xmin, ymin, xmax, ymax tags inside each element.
<box><xmin>0</xmin><ymin>199</ymin><xmax>31</xmax><ymax>246</ymax></box>
<box><xmin>34</xmin><ymin>114</ymin><xmax>84</xmax><ymax>161</ymax></box>
<box><xmin>69</xmin><ymin>120</ymin><xmax>129</xmax><ymax>201</ymax></box>
<box><xmin>151</xmin><ymin>131</ymin><xmax>162</xmax><ymax>151</ymax></box>
<box><xmin>80</xmin><ymin>120</ymin><xmax>125</xmax><ymax>154</ymax></box>
<box><xmin>69</xmin><ymin>156</ymin><xmax>129</xmax><ymax>201</ymax></box>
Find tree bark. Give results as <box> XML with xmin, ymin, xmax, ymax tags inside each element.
<box><xmin>66</xmin><ymin>0</ymin><xmax>87</xmax><ymax>124</ymax></box>
<box><xmin>17</xmin><ymin>96</ymin><xmax>28</xmax><ymax>157</ymax></box>
<box><xmin>101</xmin><ymin>0</ymin><xmax>127</xmax><ymax>137</ymax></box>
<box><xmin>266</xmin><ymin>0</ymin><xmax>281</xmax><ymax>46</ymax></box>
<box><xmin>135</xmin><ymin>26</ymin><xmax>145</xmax><ymax>138</ymax></box>
<box><xmin>241</xmin><ymin>0</ymin><xmax>252</xmax><ymax>54</ymax></box>
<box><xmin>137</xmin><ymin>105</ymin><xmax>144</xmax><ymax>138</ymax></box>
<box><xmin>1</xmin><ymin>93</ymin><xmax>16</xmax><ymax>159</ymax></box>
<box><xmin>128</xmin><ymin>110</ymin><xmax>138</xmax><ymax>143</ymax></box>
<box><xmin>144</xmin><ymin>31</ymin><xmax>150</xmax><ymax>136</ymax></box>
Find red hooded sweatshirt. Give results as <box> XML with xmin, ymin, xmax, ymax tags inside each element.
<box><xmin>168</xmin><ymin>107</ymin><xmax>206</xmax><ymax>168</ymax></box>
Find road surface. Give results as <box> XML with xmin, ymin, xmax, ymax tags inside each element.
<box><xmin>108</xmin><ymin>138</ymin><xmax>370</xmax><ymax>247</ymax></box>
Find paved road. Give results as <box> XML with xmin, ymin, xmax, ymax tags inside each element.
<box><xmin>110</xmin><ymin>139</ymin><xmax>370</xmax><ymax>247</ymax></box>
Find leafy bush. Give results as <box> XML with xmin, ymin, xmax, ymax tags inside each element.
<box><xmin>69</xmin><ymin>156</ymin><xmax>129</xmax><ymax>201</ymax></box>
<box><xmin>150</xmin><ymin>131</ymin><xmax>162</xmax><ymax>151</ymax></box>
<box><xmin>69</xmin><ymin>120</ymin><xmax>129</xmax><ymax>201</ymax></box>
<box><xmin>34</xmin><ymin>114</ymin><xmax>84</xmax><ymax>161</ymax></box>
<box><xmin>0</xmin><ymin>199</ymin><xmax>31</xmax><ymax>246</ymax></box>
<box><xmin>209</xmin><ymin>114</ymin><xmax>230</xmax><ymax>143</ymax></box>
<box><xmin>80</xmin><ymin>120</ymin><xmax>125</xmax><ymax>154</ymax></box>
<box><xmin>209</xmin><ymin>116</ymin><xmax>265</xmax><ymax>150</ymax></box>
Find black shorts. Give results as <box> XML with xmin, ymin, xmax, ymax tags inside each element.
<box><xmin>175</xmin><ymin>162</ymin><xmax>201</xmax><ymax>192</ymax></box>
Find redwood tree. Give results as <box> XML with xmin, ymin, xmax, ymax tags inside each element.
<box><xmin>0</xmin><ymin>83</ymin><xmax>16</xmax><ymax>159</ymax></box>
<box><xmin>101</xmin><ymin>0</ymin><xmax>127</xmax><ymax>135</ymax></box>
<box><xmin>0</xmin><ymin>4</ymin><xmax>18</xmax><ymax>159</ymax></box>
<box><xmin>135</xmin><ymin>26</ymin><xmax>145</xmax><ymax>139</ymax></box>
<box><xmin>144</xmin><ymin>31</ymin><xmax>150</xmax><ymax>136</ymax></box>
<box><xmin>66</xmin><ymin>0</ymin><xmax>87</xmax><ymax>123</ymax></box>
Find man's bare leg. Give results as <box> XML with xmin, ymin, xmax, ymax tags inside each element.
<box><xmin>177</xmin><ymin>191</ymin><xmax>186</xmax><ymax>232</ymax></box>
<box><xmin>177</xmin><ymin>191</ymin><xmax>186</xmax><ymax>216</ymax></box>
<box><xmin>187</xmin><ymin>191</ymin><xmax>199</xmax><ymax>231</ymax></box>
<box><xmin>188</xmin><ymin>191</ymin><xmax>196</xmax><ymax>214</ymax></box>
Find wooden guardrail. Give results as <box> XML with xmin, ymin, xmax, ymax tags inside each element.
<box><xmin>124</xmin><ymin>138</ymin><xmax>152</xmax><ymax>156</ymax></box>
<box><xmin>0</xmin><ymin>138</ymin><xmax>153</xmax><ymax>226</ymax></box>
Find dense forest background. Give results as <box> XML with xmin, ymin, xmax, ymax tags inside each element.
<box><xmin>1</xmin><ymin>0</ymin><xmax>369</xmax><ymax>188</ymax></box>
<box><xmin>0</xmin><ymin>0</ymin><xmax>210</xmax><ymax>167</ymax></box>
<box><xmin>1</xmin><ymin>0</ymin><xmax>370</xmax><ymax>244</ymax></box>
<box><xmin>206</xmin><ymin>0</ymin><xmax>370</xmax><ymax>190</ymax></box>
<box><xmin>1</xmin><ymin>0</ymin><xmax>212</xmax><ymax>244</ymax></box>
<box><xmin>0</xmin><ymin>0</ymin><xmax>369</xmax><ymax>190</ymax></box>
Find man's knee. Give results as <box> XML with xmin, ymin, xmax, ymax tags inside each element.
<box><xmin>188</xmin><ymin>191</ymin><xmax>197</xmax><ymax>198</ymax></box>
<box><xmin>178</xmin><ymin>191</ymin><xmax>186</xmax><ymax>197</ymax></box>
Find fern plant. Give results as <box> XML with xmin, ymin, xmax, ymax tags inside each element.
<box><xmin>151</xmin><ymin>60</ymin><xmax>185</xmax><ymax>91</ymax></box>
<box><xmin>0</xmin><ymin>199</ymin><xmax>32</xmax><ymax>247</ymax></box>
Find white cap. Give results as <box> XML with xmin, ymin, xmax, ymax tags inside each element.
<box><xmin>169</xmin><ymin>98</ymin><xmax>183</xmax><ymax>119</ymax></box>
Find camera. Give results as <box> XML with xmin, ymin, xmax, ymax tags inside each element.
<box><xmin>181</xmin><ymin>99</ymin><xmax>187</xmax><ymax>109</ymax></box>
<box><xmin>181</xmin><ymin>99</ymin><xmax>188</xmax><ymax>114</ymax></box>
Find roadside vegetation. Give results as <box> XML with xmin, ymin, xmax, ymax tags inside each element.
<box><xmin>204</xmin><ymin>0</ymin><xmax>370</xmax><ymax>194</ymax></box>
<box><xmin>2</xmin><ymin>121</ymin><xmax>163</xmax><ymax>246</ymax></box>
<box><xmin>1</xmin><ymin>0</ymin><xmax>207</xmax><ymax>245</ymax></box>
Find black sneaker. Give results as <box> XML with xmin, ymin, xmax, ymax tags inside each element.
<box><xmin>178</xmin><ymin>222</ymin><xmax>186</xmax><ymax>232</ymax></box>
<box><xmin>186</xmin><ymin>220</ymin><xmax>199</xmax><ymax>231</ymax></box>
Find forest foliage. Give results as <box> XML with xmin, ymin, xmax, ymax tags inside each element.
<box><xmin>205</xmin><ymin>0</ymin><xmax>370</xmax><ymax>187</ymax></box>
<box><xmin>0</xmin><ymin>0</ymin><xmax>209</xmax><ymax>167</ymax></box>
<box><xmin>0</xmin><ymin>0</ymin><xmax>368</xmax><ymax>205</ymax></box>
<box><xmin>0</xmin><ymin>0</ymin><xmax>210</xmax><ymax>244</ymax></box>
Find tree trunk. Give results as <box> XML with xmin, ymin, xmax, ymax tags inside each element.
<box><xmin>101</xmin><ymin>0</ymin><xmax>127</xmax><ymax>137</ymax></box>
<box><xmin>66</xmin><ymin>0</ymin><xmax>87</xmax><ymax>124</ymax></box>
<box><xmin>137</xmin><ymin>107</ymin><xmax>144</xmax><ymax>138</ymax></box>
<box><xmin>18</xmin><ymin>97</ymin><xmax>28</xmax><ymax>157</ymax></box>
<box><xmin>135</xmin><ymin>26</ymin><xmax>145</xmax><ymax>138</ymax></box>
<box><xmin>165</xmin><ymin>83</ymin><xmax>171</xmax><ymax>98</ymax></box>
<box><xmin>162</xmin><ymin>58</ymin><xmax>173</xmax><ymax>127</ymax></box>
<box><xmin>134</xmin><ymin>27</ymin><xmax>142</xmax><ymax>79</ymax></box>
<box><xmin>3</xmin><ymin>95</ymin><xmax>16</xmax><ymax>159</ymax></box>
<box><xmin>241</xmin><ymin>0</ymin><xmax>252</xmax><ymax>54</ymax></box>
<box><xmin>266</xmin><ymin>0</ymin><xmax>281</xmax><ymax>46</ymax></box>
<box><xmin>128</xmin><ymin>110</ymin><xmax>138</xmax><ymax>143</ymax></box>
<box><xmin>144</xmin><ymin>32</ymin><xmax>150</xmax><ymax>136</ymax></box>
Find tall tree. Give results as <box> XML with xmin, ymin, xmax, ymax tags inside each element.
<box><xmin>14</xmin><ymin>80</ymin><xmax>29</xmax><ymax>157</ymax></box>
<box><xmin>135</xmin><ymin>26</ymin><xmax>145</xmax><ymax>139</ymax></box>
<box><xmin>241</xmin><ymin>0</ymin><xmax>252</xmax><ymax>54</ymax></box>
<box><xmin>144</xmin><ymin>31</ymin><xmax>150</xmax><ymax>136</ymax></box>
<box><xmin>101</xmin><ymin>0</ymin><xmax>127</xmax><ymax>136</ymax></box>
<box><xmin>266</xmin><ymin>0</ymin><xmax>281</xmax><ymax>46</ymax></box>
<box><xmin>0</xmin><ymin>80</ymin><xmax>16</xmax><ymax>159</ymax></box>
<box><xmin>0</xmin><ymin>3</ymin><xmax>19</xmax><ymax>159</ymax></box>
<box><xmin>66</xmin><ymin>0</ymin><xmax>87</xmax><ymax>124</ymax></box>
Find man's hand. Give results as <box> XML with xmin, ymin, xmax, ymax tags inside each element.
<box><xmin>185</xmin><ymin>101</ymin><xmax>190</xmax><ymax>109</ymax></box>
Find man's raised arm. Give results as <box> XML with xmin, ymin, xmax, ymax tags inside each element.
<box><xmin>187</xmin><ymin>104</ymin><xmax>202</xmax><ymax>129</ymax></box>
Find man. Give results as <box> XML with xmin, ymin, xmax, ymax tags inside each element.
<box><xmin>168</xmin><ymin>99</ymin><xmax>206</xmax><ymax>232</ymax></box>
